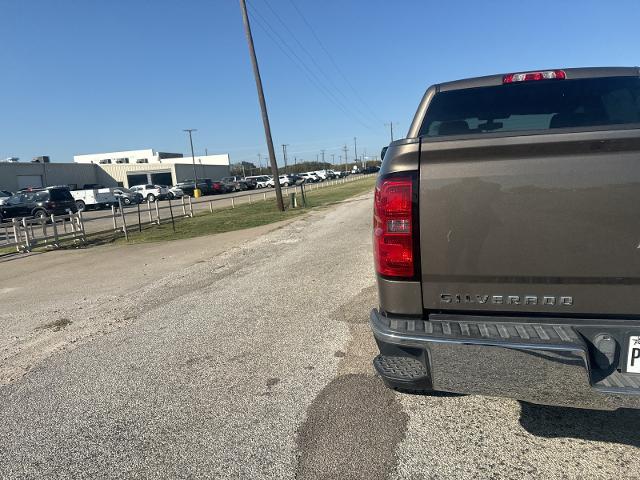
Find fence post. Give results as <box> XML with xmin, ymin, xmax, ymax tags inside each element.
<box><xmin>40</xmin><ymin>217</ymin><xmax>47</xmax><ymax>246</ymax></box>
<box><xmin>209</xmin><ymin>200</ymin><xmax>213</xmax><ymax>213</ymax></box>
<box><xmin>155</xmin><ymin>200</ymin><xmax>161</xmax><ymax>225</ymax></box>
<box><xmin>11</xmin><ymin>218</ymin><xmax>20</xmax><ymax>252</ymax></box>
<box><xmin>249</xmin><ymin>194</ymin><xmax>252</xmax><ymax>204</ymax></box>
<box><xmin>187</xmin><ymin>196</ymin><xmax>194</xmax><ymax>217</ymax></box>
<box><xmin>117</xmin><ymin>198</ymin><xmax>128</xmax><ymax>241</ymax></box>
<box><xmin>231</xmin><ymin>197</ymin><xmax>235</xmax><ymax>209</ymax></box>
<box><xmin>181</xmin><ymin>196</ymin><xmax>187</xmax><ymax>216</ymax></box>
<box><xmin>21</xmin><ymin>218</ymin><xmax>31</xmax><ymax>252</ymax></box>
<box><xmin>137</xmin><ymin>203</ymin><xmax>142</xmax><ymax>232</ymax></box>
<box><xmin>77</xmin><ymin>210</ymin><xmax>86</xmax><ymax>243</ymax></box>
<box><xmin>146</xmin><ymin>200</ymin><xmax>153</xmax><ymax>224</ymax></box>
<box><xmin>111</xmin><ymin>205</ymin><xmax>117</xmax><ymax>231</ymax></box>
<box><xmin>263</xmin><ymin>192</ymin><xmax>266</xmax><ymax>201</ymax></box>
<box><xmin>50</xmin><ymin>214</ymin><xmax>59</xmax><ymax>248</ymax></box>
<box><xmin>168</xmin><ymin>199</ymin><xmax>176</xmax><ymax>232</ymax></box>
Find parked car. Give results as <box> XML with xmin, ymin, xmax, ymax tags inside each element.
<box><xmin>245</xmin><ymin>176</ymin><xmax>271</xmax><ymax>189</ymax></box>
<box><xmin>222</xmin><ymin>176</ymin><xmax>252</xmax><ymax>191</ymax></box>
<box><xmin>299</xmin><ymin>172</ymin><xmax>319</xmax><ymax>183</ymax></box>
<box><xmin>278</xmin><ymin>174</ymin><xmax>295</xmax><ymax>186</ymax></box>
<box><xmin>242</xmin><ymin>177</ymin><xmax>257</xmax><ymax>189</ymax></box>
<box><xmin>371</xmin><ymin>66</ymin><xmax>640</xmax><ymax>411</ymax></box>
<box><xmin>0</xmin><ymin>186</ymin><xmax>77</xmax><ymax>222</ymax></box>
<box><xmin>129</xmin><ymin>184</ymin><xmax>169</xmax><ymax>202</ymax></box>
<box><xmin>0</xmin><ymin>190</ymin><xmax>12</xmax><ymax>205</ymax></box>
<box><xmin>314</xmin><ymin>170</ymin><xmax>329</xmax><ymax>181</ymax></box>
<box><xmin>164</xmin><ymin>186</ymin><xmax>184</xmax><ymax>199</ymax></box>
<box><xmin>113</xmin><ymin>187</ymin><xmax>143</xmax><ymax>205</ymax></box>
<box><xmin>220</xmin><ymin>178</ymin><xmax>239</xmax><ymax>193</ymax></box>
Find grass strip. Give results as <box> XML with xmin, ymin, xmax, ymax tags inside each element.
<box><xmin>98</xmin><ymin>176</ymin><xmax>376</xmax><ymax>245</ymax></box>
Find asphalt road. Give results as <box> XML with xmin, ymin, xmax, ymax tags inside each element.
<box><xmin>1</xmin><ymin>191</ymin><xmax>639</xmax><ymax>479</ymax></box>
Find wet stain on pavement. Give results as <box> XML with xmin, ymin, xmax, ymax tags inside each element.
<box><xmin>295</xmin><ymin>374</ymin><xmax>408</xmax><ymax>480</ymax></box>
<box><xmin>266</xmin><ymin>377</ymin><xmax>280</xmax><ymax>388</ymax></box>
<box><xmin>332</xmin><ymin>285</ymin><xmax>377</xmax><ymax>324</ymax></box>
<box><xmin>296</xmin><ymin>284</ymin><xmax>407</xmax><ymax>480</ymax></box>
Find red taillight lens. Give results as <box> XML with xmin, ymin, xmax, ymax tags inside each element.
<box><xmin>503</xmin><ymin>70</ymin><xmax>566</xmax><ymax>83</ymax></box>
<box><xmin>374</xmin><ymin>176</ymin><xmax>414</xmax><ymax>278</ymax></box>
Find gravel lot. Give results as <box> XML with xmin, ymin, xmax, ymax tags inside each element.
<box><xmin>0</xmin><ymin>191</ymin><xmax>639</xmax><ymax>479</ymax></box>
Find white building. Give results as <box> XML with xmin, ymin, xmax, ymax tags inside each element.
<box><xmin>0</xmin><ymin>149</ymin><xmax>231</xmax><ymax>191</ymax></box>
<box><xmin>73</xmin><ymin>148</ymin><xmax>229</xmax><ymax>167</ymax></box>
<box><xmin>69</xmin><ymin>148</ymin><xmax>231</xmax><ymax>187</ymax></box>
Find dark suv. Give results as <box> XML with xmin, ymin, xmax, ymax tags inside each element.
<box><xmin>0</xmin><ymin>187</ymin><xmax>77</xmax><ymax>222</ymax></box>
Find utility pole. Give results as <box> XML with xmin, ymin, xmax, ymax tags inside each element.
<box><xmin>343</xmin><ymin>145</ymin><xmax>348</xmax><ymax>172</ymax></box>
<box><xmin>282</xmin><ymin>144</ymin><xmax>289</xmax><ymax>173</ymax></box>
<box><xmin>384</xmin><ymin>122</ymin><xmax>397</xmax><ymax>143</ymax></box>
<box><xmin>321</xmin><ymin>149</ymin><xmax>325</xmax><ymax>164</ymax></box>
<box><xmin>331</xmin><ymin>153</ymin><xmax>335</xmax><ymax>165</ymax></box>
<box><xmin>205</xmin><ymin>148</ymin><xmax>208</xmax><ymax>156</ymax></box>
<box><xmin>183</xmin><ymin>128</ymin><xmax>199</xmax><ymax>195</ymax></box>
<box><xmin>353</xmin><ymin>137</ymin><xmax>358</xmax><ymax>163</ymax></box>
<box><xmin>258</xmin><ymin>153</ymin><xmax>262</xmax><ymax>172</ymax></box>
<box><xmin>239</xmin><ymin>0</ymin><xmax>284</xmax><ymax>211</ymax></box>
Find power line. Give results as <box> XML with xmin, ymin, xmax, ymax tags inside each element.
<box><xmin>262</xmin><ymin>0</ymin><xmax>374</xmax><ymax>127</ymax></box>
<box><xmin>288</xmin><ymin>0</ymin><xmax>384</xmax><ymax>124</ymax></box>
<box><xmin>246</xmin><ymin>1</ymin><xmax>376</xmax><ymax>133</ymax></box>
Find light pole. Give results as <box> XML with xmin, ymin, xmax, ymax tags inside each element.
<box><xmin>183</xmin><ymin>129</ymin><xmax>200</xmax><ymax>197</ymax></box>
<box><xmin>343</xmin><ymin>145</ymin><xmax>348</xmax><ymax>172</ymax></box>
<box><xmin>384</xmin><ymin>122</ymin><xmax>397</xmax><ymax>142</ymax></box>
<box><xmin>353</xmin><ymin>137</ymin><xmax>358</xmax><ymax>163</ymax></box>
<box><xmin>282</xmin><ymin>144</ymin><xmax>289</xmax><ymax>173</ymax></box>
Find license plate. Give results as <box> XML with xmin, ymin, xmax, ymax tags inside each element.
<box><xmin>627</xmin><ymin>336</ymin><xmax>640</xmax><ymax>373</ymax></box>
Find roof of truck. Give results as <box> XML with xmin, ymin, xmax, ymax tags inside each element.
<box><xmin>437</xmin><ymin>66</ymin><xmax>640</xmax><ymax>92</ymax></box>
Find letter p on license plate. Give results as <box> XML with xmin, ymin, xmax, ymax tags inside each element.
<box><xmin>627</xmin><ymin>336</ymin><xmax>640</xmax><ymax>373</ymax></box>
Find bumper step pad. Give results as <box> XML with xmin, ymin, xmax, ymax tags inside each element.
<box><xmin>373</xmin><ymin>354</ymin><xmax>432</xmax><ymax>392</ymax></box>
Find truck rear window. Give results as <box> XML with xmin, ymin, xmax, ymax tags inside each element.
<box><xmin>420</xmin><ymin>76</ymin><xmax>640</xmax><ymax>137</ymax></box>
<box><xmin>49</xmin><ymin>189</ymin><xmax>73</xmax><ymax>201</ymax></box>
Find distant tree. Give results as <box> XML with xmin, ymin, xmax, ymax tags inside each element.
<box><xmin>230</xmin><ymin>161</ymin><xmax>258</xmax><ymax>176</ymax></box>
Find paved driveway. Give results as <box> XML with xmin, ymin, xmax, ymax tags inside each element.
<box><xmin>0</xmin><ymin>192</ymin><xmax>638</xmax><ymax>479</ymax></box>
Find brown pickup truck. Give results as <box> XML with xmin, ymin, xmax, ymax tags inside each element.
<box><xmin>371</xmin><ymin>67</ymin><xmax>640</xmax><ymax>410</ymax></box>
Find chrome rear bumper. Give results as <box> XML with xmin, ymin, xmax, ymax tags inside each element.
<box><xmin>370</xmin><ymin>309</ymin><xmax>640</xmax><ymax>410</ymax></box>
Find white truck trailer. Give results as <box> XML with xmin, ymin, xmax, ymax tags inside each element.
<box><xmin>70</xmin><ymin>188</ymin><xmax>118</xmax><ymax>210</ymax></box>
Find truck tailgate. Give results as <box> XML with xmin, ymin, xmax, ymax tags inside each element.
<box><xmin>419</xmin><ymin>129</ymin><xmax>640</xmax><ymax>316</ymax></box>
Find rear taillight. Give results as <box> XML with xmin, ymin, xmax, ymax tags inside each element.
<box><xmin>373</xmin><ymin>176</ymin><xmax>414</xmax><ymax>278</ymax></box>
<box><xmin>503</xmin><ymin>70</ymin><xmax>566</xmax><ymax>83</ymax></box>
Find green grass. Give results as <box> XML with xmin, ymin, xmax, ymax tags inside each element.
<box><xmin>98</xmin><ymin>176</ymin><xmax>376</xmax><ymax>245</ymax></box>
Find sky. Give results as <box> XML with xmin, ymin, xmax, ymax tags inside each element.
<box><xmin>1</xmin><ymin>0</ymin><xmax>639</xmax><ymax>167</ymax></box>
